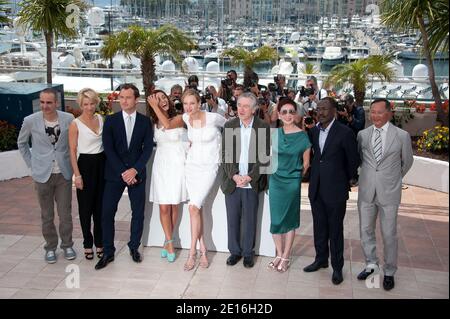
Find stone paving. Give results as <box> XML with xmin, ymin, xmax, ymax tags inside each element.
<box><xmin>0</xmin><ymin>177</ymin><xmax>448</xmax><ymax>299</ymax></box>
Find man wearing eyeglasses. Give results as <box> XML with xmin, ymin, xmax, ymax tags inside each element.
<box><xmin>303</xmin><ymin>97</ymin><xmax>359</xmax><ymax>285</ymax></box>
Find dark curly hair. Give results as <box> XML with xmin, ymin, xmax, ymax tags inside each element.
<box><xmin>148</xmin><ymin>90</ymin><xmax>177</xmax><ymax>124</ymax></box>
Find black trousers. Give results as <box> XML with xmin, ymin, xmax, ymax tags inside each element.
<box><xmin>76</xmin><ymin>152</ymin><xmax>105</xmax><ymax>249</ymax></box>
<box><xmin>310</xmin><ymin>194</ymin><xmax>347</xmax><ymax>271</ymax></box>
<box><xmin>102</xmin><ymin>178</ymin><xmax>146</xmax><ymax>257</ymax></box>
<box><xmin>225</xmin><ymin>188</ymin><xmax>259</xmax><ymax>258</ymax></box>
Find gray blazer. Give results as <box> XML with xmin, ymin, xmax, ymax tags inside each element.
<box><xmin>17</xmin><ymin>110</ymin><xmax>74</xmax><ymax>183</ymax></box>
<box><xmin>357</xmin><ymin>123</ymin><xmax>414</xmax><ymax>206</ymax></box>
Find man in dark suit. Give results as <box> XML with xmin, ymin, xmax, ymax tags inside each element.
<box><xmin>221</xmin><ymin>92</ymin><xmax>271</xmax><ymax>268</ymax></box>
<box><xmin>95</xmin><ymin>84</ymin><xmax>153</xmax><ymax>270</ymax></box>
<box><xmin>303</xmin><ymin>97</ymin><xmax>359</xmax><ymax>285</ymax></box>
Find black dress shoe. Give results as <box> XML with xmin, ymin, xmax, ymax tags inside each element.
<box><xmin>383</xmin><ymin>275</ymin><xmax>395</xmax><ymax>291</ymax></box>
<box><xmin>303</xmin><ymin>261</ymin><xmax>329</xmax><ymax>272</ymax></box>
<box><xmin>226</xmin><ymin>254</ymin><xmax>241</xmax><ymax>266</ymax></box>
<box><xmin>243</xmin><ymin>256</ymin><xmax>254</xmax><ymax>268</ymax></box>
<box><xmin>95</xmin><ymin>255</ymin><xmax>114</xmax><ymax>270</ymax></box>
<box><xmin>332</xmin><ymin>270</ymin><xmax>344</xmax><ymax>285</ymax></box>
<box><xmin>130</xmin><ymin>249</ymin><xmax>142</xmax><ymax>263</ymax></box>
<box><xmin>357</xmin><ymin>268</ymin><xmax>375</xmax><ymax>280</ymax></box>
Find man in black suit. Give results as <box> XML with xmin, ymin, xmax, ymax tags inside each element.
<box><xmin>303</xmin><ymin>97</ymin><xmax>359</xmax><ymax>285</ymax></box>
<box><xmin>95</xmin><ymin>84</ymin><xmax>153</xmax><ymax>270</ymax></box>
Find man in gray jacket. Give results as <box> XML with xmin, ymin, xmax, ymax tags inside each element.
<box><xmin>17</xmin><ymin>88</ymin><xmax>76</xmax><ymax>263</ymax></box>
<box><xmin>356</xmin><ymin>98</ymin><xmax>414</xmax><ymax>290</ymax></box>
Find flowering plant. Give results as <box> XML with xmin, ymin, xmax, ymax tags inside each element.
<box><xmin>430</xmin><ymin>100</ymin><xmax>449</xmax><ymax>113</ymax></box>
<box><xmin>417</xmin><ymin>125</ymin><xmax>449</xmax><ymax>153</ymax></box>
<box><xmin>97</xmin><ymin>91</ymin><xmax>118</xmax><ymax>116</ymax></box>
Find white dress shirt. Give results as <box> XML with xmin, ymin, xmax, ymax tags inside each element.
<box><xmin>122</xmin><ymin>110</ymin><xmax>137</xmax><ymax>147</ymax></box>
<box><xmin>371</xmin><ymin>121</ymin><xmax>390</xmax><ymax>157</ymax></box>
<box><xmin>238</xmin><ymin>117</ymin><xmax>254</xmax><ymax>189</ymax></box>
<box><xmin>318</xmin><ymin>118</ymin><xmax>335</xmax><ymax>154</ymax></box>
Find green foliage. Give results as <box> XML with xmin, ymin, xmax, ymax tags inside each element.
<box><xmin>326</xmin><ymin>55</ymin><xmax>395</xmax><ymax>106</ymax></box>
<box><xmin>101</xmin><ymin>24</ymin><xmax>195</xmax><ymax>96</ymax></box>
<box><xmin>0</xmin><ymin>120</ymin><xmax>18</xmax><ymax>152</ymax></box>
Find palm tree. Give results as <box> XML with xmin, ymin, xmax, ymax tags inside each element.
<box><xmin>17</xmin><ymin>0</ymin><xmax>88</xmax><ymax>84</ymax></box>
<box><xmin>0</xmin><ymin>0</ymin><xmax>11</xmax><ymax>25</ymax></box>
<box><xmin>326</xmin><ymin>55</ymin><xmax>395</xmax><ymax>107</ymax></box>
<box><xmin>101</xmin><ymin>24</ymin><xmax>195</xmax><ymax>98</ymax></box>
<box><xmin>222</xmin><ymin>46</ymin><xmax>278</xmax><ymax>88</ymax></box>
<box><xmin>299</xmin><ymin>62</ymin><xmax>320</xmax><ymax>75</ymax></box>
<box><xmin>380</xmin><ymin>0</ymin><xmax>449</xmax><ymax>126</ymax></box>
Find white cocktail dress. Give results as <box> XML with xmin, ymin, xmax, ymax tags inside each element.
<box><xmin>183</xmin><ymin>112</ymin><xmax>226</xmax><ymax>208</ymax></box>
<box><xmin>149</xmin><ymin>126</ymin><xmax>189</xmax><ymax>204</ymax></box>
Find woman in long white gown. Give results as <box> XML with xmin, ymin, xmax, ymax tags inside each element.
<box><xmin>147</xmin><ymin>90</ymin><xmax>188</xmax><ymax>263</ymax></box>
<box><xmin>182</xmin><ymin>89</ymin><xmax>226</xmax><ymax>271</ymax></box>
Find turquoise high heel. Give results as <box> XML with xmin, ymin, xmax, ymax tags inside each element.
<box><xmin>161</xmin><ymin>239</ymin><xmax>174</xmax><ymax>259</ymax></box>
<box><xmin>167</xmin><ymin>251</ymin><xmax>176</xmax><ymax>263</ymax></box>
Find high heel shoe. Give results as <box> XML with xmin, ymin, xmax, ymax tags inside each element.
<box><xmin>199</xmin><ymin>250</ymin><xmax>209</xmax><ymax>268</ymax></box>
<box><xmin>268</xmin><ymin>256</ymin><xmax>282</xmax><ymax>270</ymax></box>
<box><xmin>184</xmin><ymin>252</ymin><xmax>197</xmax><ymax>271</ymax></box>
<box><xmin>161</xmin><ymin>239</ymin><xmax>174</xmax><ymax>258</ymax></box>
<box><xmin>277</xmin><ymin>258</ymin><xmax>290</xmax><ymax>273</ymax></box>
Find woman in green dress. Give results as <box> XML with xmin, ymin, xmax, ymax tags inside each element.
<box><xmin>268</xmin><ymin>98</ymin><xmax>311</xmax><ymax>272</ymax></box>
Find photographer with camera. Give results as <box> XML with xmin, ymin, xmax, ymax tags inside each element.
<box><xmin>296</xmin><ymin>76</ymin><xmax>327</xmax><ymax>103</ymax></box>
<box><xmin>227</xmin><ymin>84</ymin><xmax>244</xmax><ymax>119</ymax></box>
<box><xmin>219</xmin><ymin>70</ymin><xmax>237</xmax><ymax>106</ymax></box>
<box><xmin>255</xmin><ymin>89</ymin><xmax>278</xmax><ymax>127</ymax></box>
<box><xmin>273</xmin><ymin>74</ymin><xmax>287</xmax><ymax>98</ymax></box>
<box><xmin>200</xmin><ymin>85</ymin><xmax>228</xmax><ymax>118</ymax></box>
<box><xmin>186</xmin><ymin>75</ymin><xmax>201</xmax><ymax>92</ymax></box>
<box><xmin>170</xmin><ymin>84</ymin><xmax>184</xmax><ymax>114</ymax></box>
<box><xmin>297</xmin><ymin>86</ymin><xmax>318</xmax><ymax>130</ymax></box>
<box><xmin>337</xmin><ymin>94</ymin><xmax>365</xmax><ymax>136</ymax></box>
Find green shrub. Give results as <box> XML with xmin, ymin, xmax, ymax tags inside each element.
<box><xmin>0</xmin><ymin>120</ymin><xmax>18</xmax><ymax>152</ymax></box>
<box><xmin>417</xmin><ymin>126</ymin><xmax>449</xmax><ymax>153</ymax></box>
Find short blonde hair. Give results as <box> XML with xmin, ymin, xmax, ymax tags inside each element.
<box><xmin>77</xmin><ymin>88</ymin><xmax>100</xmax><ymax>106</ymax></box>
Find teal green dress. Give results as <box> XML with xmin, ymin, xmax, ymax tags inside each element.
<box><xmin>269</xmin><ymin>128</ymin><xmax>311</xmax><ymax>234</ymax></box>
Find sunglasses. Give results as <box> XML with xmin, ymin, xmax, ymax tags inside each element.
<box><xmin>280</xmin><ymin>109</ymin><xmax>296</xmax><ymax>115</ymax></box>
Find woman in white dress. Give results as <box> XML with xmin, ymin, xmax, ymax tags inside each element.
<box><xmin>181</xmin><ymin>89</ymin><xmax>227</xmax><ymax>271</ymax></box>
<box><xmin>68</xmin><ymin>88</ymin><xmax>105</xmax><ymax>260</ymax></box>
<box><xmin>147</xmin><ymin>90</ymin><xmax>188</xmax><ymax>263</ymax></box>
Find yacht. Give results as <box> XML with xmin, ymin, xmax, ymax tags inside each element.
<box><xmin>321</xmin><ymin>46</ymin><xmax>346</xmax><ymax>66</ymax></box>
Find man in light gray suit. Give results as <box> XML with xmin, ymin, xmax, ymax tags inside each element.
<box><xmin>17</xmin><ymin>88</ymin><xmax>77</xmax><ymax>264</ymax></box>
<box><xmin>356</xmin><ymin>98</ymin><xmax>414</xmax><ymax>291</ymax></box>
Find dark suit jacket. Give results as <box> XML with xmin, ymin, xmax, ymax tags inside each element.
<box><xmin>308</xmin><ymin>120</ymin><xmax>359</xmax><ymax>204</ymax></box>
<box><xmin>220</xmin><ymin>116</ymin><xmax>271</xmax><ymax>194</ymax></box>
<box><xmin>102</xmin><ymin>111</ymin><xmax>154</xmax><ymax>182</ymax></box>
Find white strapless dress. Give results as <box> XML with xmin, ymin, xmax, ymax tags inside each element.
<box><xmin>183</xmin><ymin>112</ymin><xmax>226</xmax><ymax>208</ymax></box>
<box><xmin>149</xmin><ymin>126</ymin><xmax>189</xmax><ymax>204</ymax></box>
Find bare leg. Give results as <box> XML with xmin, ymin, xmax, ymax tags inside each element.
<box><xmin>198</xmin><ymin>211</ymin><xmax>209</xmax><ymax>268</ymax></box>
<box><xmin>159</xmin><ymin>204</ymin><xmax>174</xmax><ymax>253</ymax></box>
<box><xmin>269</xmin><ymin>234</ymin><xmax>283</xmax><ymax>269</ymax></box>
<box><xmin>185</xmin><ymin>204</ymin><xmax>200</xmax><ymax>271</ymax></box>
<box><xmin>282</xmin><ymin>230</ymin><xmax>295</xmax><ymax>259</ymax></box>
<box><xmin>279</xmin><ymin>230</ymin><xmax>295</xmax><ymax>272</ymax></box>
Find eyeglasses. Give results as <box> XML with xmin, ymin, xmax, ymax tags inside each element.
<box><xmin>280</xmin><ymin>109</ymin><xmax>296</xmax><ymax>115</ymax></box>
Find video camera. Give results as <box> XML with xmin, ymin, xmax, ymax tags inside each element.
<box><xmin>173</xmin><ymin>98</ymin><xmax>183</xmax><ymax>112</ymax></box>
<box><xmin>304</xmin><ymin>107</ymin><xmax>316</xmax><ymax>125</ymax></box>
<box><xmin>228</xmin><ymin>96</ymin><xmax>237</xmax><ymax>112</ymax></box>
<box><xmin>200</xmin><ymin>88</ymin><xmax>213</xmax><ymax>104</ymax></box>
<box><xmin>299</xmin><ymin>86</ymin><xmax>315</xmax><ymax>97</ymax></box>
<box><xmin>337</xmin><ymin>100</ymin><xmax>347</xmax><ymax>112</ymax></box>
<box><xmin>221</xmin><ymin>78</ymin><xmax>233</xmax><ymax>87</ymax></box>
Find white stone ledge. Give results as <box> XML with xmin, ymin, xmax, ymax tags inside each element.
<box><xmin>403</xmin><ymin>156</ymin><xmax>449</xmax><ymax>193</ymax></box>
<box><xmin>0</xmin><ymin>150</ymin><xmax>30</xmax><ymax>181</ymax></box>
